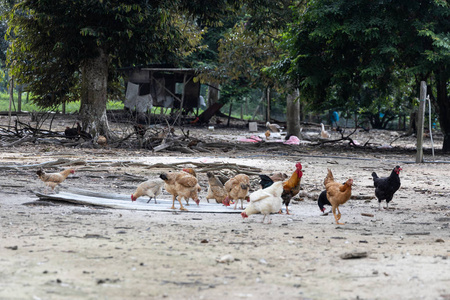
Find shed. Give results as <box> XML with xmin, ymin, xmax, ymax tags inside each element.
<box><xmin>123</xmin><ymin>67</ymin><xmax>201</xmax><ymax>113</ymax></box>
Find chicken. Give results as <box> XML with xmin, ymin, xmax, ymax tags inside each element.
<box><xmin>77</xmin><ymin>122</ymin><xmax>93</xmax><ymax>140</ymax></box>
<box><xmin>36</xmin><ymin>168</ymin><xmax>75</xmax><ymax>193</ymax></box>
<box><xmin>266</xmin><ymin>121</ymin><xmax>282</xmax><ymax>132</ymax></box>
<box><xmin>320</xmin><ymin>123</ymin><xmax>330</xmax><ymax>138</ymax></box>
<box><xmin>317</xmin><ymin>190</ymin><xmax>331</xmax><ymax>213</ymax></box>
<box><xmin>372</xmin><ymin>166</ymin><xmax>402</xmax><ymax>210</ymax></box>
<box><xmin>279</xmin><ymin>163</ymin><xmax>303</xmax><ymax>214</ymax></box>
<box><xmin>97</xmin><ymin>135</ymin><xmax>107</xmax><ymax>147</ymax></box>
<box><xmin>257</xmin><ymin>163</ymin><xmax>303</xmax><ymax>214</ymax></box>
<box><xmin>265</xmin><ymin>130</ymin><xmax>271</xmax><ymax>140</ymax></box>
<box><xmin>222</xmin><ymin>174</ymin><xmax>250</xmax><ymax>209</ymax></box>
<box><xmin>205</xmin><ymin>171</ymin><xmax>227</xmax><ymax>204</ymax></box>
<box><xmin>259</xmin><ymin>173</ymin><xmax>288</xmax><ymax>189</ymax></box>
<box><xmin>241</xmin><ymin>181</ymin><xmax>284</xmax><ymax>224</ymax></box>
<box><xmin>182</xmin><ymin>168</ymin><xmax>197</xmax><ymax>178</ymax></box>
<box><xmin>259</xmin><ymin>175</ymin><xmax>274</xmax><ymax>189</ymax></box>
<box><xmin>64</xmin><ymin>126</ymin><xmax>78</xmax><ymax>139</ymax></box>
<box><xmin>159</xmin><ymin>171</ymin><xmax>200</xmax><ymax>211</ymax></box>
<box><xmin>270</xmin><ymin>172</ymin><xmax>288</xmax><ymax>182</ymax></box>
<box><xmin>181</xmin><ymin>168</ymin><xmax>201</xmax><ymax>205</ymax></box>
<box><xmin>324</xmin><ymin>169</ymin><xmax>353</xmax><ymax>225</ymax></box>
<box><xmin>131</xmin><ymin>179</ymin><xmax>164</xmax><ymax>203</ymax></box>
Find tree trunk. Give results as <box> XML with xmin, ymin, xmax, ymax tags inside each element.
<box><xmin>207</xmin><ymin>83</ymin><xmax>220</xmax><ymax>107</ymax></box>
<box><xmin>286</xmin><ymin>87</ymin><xmax>301</xmax><ymax>138</ymax></box>
<box><xmin>79</xmin><ymin>48</ymin><xmax>109</xmax><ymax>138</ymax></box>
<box><xmin>435</xmin><ymin>73</ymin><xmax>450</xmax><ymax>152</ymax></box>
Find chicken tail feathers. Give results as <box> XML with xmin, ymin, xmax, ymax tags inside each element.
<box><xmin>317</xmin><ymin>190</ymin><xmax>331</xmax><ymax>212</ymax></box>
<box><xmin>259</xmin><ymin>175</ymin><xmax>274</xmax><ymax>189</ymax></box>
<box><xmin>36</xmin><ymin>169</ymin><xmax>44</xmax><ymax>177</ymax></box>
<box><xmin>324</xmin><ymin>168</ymin><xmax>334</xmax><ymax>186</ymax></box>
<box><xmin>371</xmin><ymin>172</ymin><xmax>379</xmax><ymax>180</ymax></box>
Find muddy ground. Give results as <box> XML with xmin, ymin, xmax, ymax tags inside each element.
<box><xmin>0</xmin><ymin>114</ymin><xmax>450</xmax><ymax>300</ymax></box>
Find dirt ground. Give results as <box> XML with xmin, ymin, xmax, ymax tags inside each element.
<box><xmin>1</xmin><ymin>114</ymin><xmax>450</xmax><ymax>300</ymax></box>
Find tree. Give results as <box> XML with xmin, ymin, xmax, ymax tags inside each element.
<box><xmin>5</xmin><ymin>0</ymin><xmax>238</xmax><ymax>137</ymax></box>
<box><xmin>279</xmin><ymin>0</ymin><xmax>450</xmax><ymax>151</ymax></box>
<box><xmin>203</xmin><ymin>1</ymin><xmax>303</xmax><ymax>135</ymax></box>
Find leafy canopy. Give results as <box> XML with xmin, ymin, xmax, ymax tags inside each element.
<box><xmin>278</xmin><ymin>0</ymin><xmax>450</xmax><ymax>114</ymax></box>
<box><xmin>5</xmin><ymin>0</ymin><xmax>239</xmax><ymax>108</ymax></box>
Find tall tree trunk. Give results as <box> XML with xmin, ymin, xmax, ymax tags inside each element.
<box><xmin>207</xmin><ymin>83</ymin><xmax>220</xmax><ymax>107</ymax></box>
<box><xmin>435</xmin><ymin>72</ymin><xmax>450</xmax><ymax>152</ymax></box>
<box><xmin>286</xmin><ymin>87</ymin><xmax>301</xmax><ymax>138</ymax></box>
<box><xmin>79</xmin><ymin>48</ymin><xmax>109</xmax><ymax>138</ymax></box>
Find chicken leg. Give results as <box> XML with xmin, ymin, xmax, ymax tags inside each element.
<box><xmin>234</xmin><ymin>199</ymin><xmax>244</xmax><ymax>210</ymax></box>
<box><xmin>332</xmin><ymin>205</ymin><xmax>344</xmax><ymax>225</ymax></box>
<box><xmin>285</xmin><ymin>206</ymin><xmax>291</xmax><ymax>215</ymax></box>
<box><xmin>170</xmin><ymin>196</ymin><xmax>188</xmax><ymax>211</ymax></box>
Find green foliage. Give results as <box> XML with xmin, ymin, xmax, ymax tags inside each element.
<box><xmin>276</xmin><ymin>0</ymin><xmax>450</xmax><ymax>128</ymax></box>
<box><xmin>4</xmin><ymin>1</ymin><xmax>233</xmax><ymax>109</ymax></box>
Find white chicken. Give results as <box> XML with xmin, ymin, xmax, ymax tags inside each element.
<box><xmin>266</xmin><ymin>122</ymin><xmax>282</xmax><ymax>133</ymax></box>
<box><xmin>320</xmin><ymin>123</ymin><xmax>330</xmax><ymax>139</ymax></box>
<box><xmin>240</xmin><ymin>181</ymin><xmax>284</xmax><ymax>224</ymax></box>
<box><xmin>131</xmin><ymin>179</ymin><xmax>164</xmax><ymax>203</ymax></box>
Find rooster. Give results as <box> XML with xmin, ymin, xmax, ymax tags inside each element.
<box><xmin>36</xmin><ymin>168</ymin><xmax>75</xmax><ymax>193</ymax></box>
<box><xmin>258</xmin><ymin>163</ymin><xmax>303</xmax><ymax>214</ymax></box>
<box><xmin>372</xmin><ymin>166</ymin><xmax>402</xmax><ymax>210</ymax></box>
<box><xmin>159</xmin><ymin>171</ymin><xmax>200</xmax><ymax>211</ymax></box>
<box><xmin>206</xmin><ymin>172</ymin><xmax>227</xmax><ymax>204</ymax></box>
<box><xmin>241</xmin><ymin>181</ymin><xmax>284</xmax><ymax>224</ymax></box>
<box><xmin>222</xmin><ymin>174</ymin><xmax>250</xmax><ymax>209</ymax></box>
<box><xmin>131</xmin><ymin>179</ymin><xmax>164</xmax><ymax>203</ymax></box>
<box><xmin>324</xmin><ymin>169</ymin><xmax>353</xmax><ymax>225</ymax></box>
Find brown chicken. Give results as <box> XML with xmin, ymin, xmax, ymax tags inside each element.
<box><xmin>206</xmin><ymin>171</ymin><xmax>227</xmax><ymax>204</ymax></box>
<box><xmin>131</xmin><ymin>179</ymin><xmax>164</xmax><ymax>203</ymax></box>
<box><xmin>324</xmin><ymin>169</ymin><xmax>353</xmax><ymax>225</ymax></box>
<box><xmin>97</xmin><ymin>135</ymin><xmax>107</xmax><ymax>147</ymax></box>
<box><xmin>36</xmin><ymin>168</ymin><xmax>75</xmax><ymax>193</ymax></box>
<box><xmin>181</xmin><ymin>168</ymin><xmax>202</xmax><ymax>205</ymax></box>
<box><xmin>270</xmin><ymin>172</ymin><xmax>288</xmax><ymax>182</ymax></box>
<box><xmin>160</xmin><ymin>171</ymin><xmax>200</xmax><ymax>211</ymax></box>
<box><xmin>182</xmin><ymin>168</ymin><xmax>197</xmax><ymax>178</ymax></box>
<box><xmin>222</xmin><ymin>174</ymin><xmax>250</xmax><ymax>209</ymax></box>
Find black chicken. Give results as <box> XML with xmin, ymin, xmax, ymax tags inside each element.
<box><xmin>64</xmin><ymin>126</ymin><xmax>79</xmax><ymax>139</ymax></box>
<box><xmin>317</xmin><ymin>190</ymin><xmax>331</xmax><ymax>213</ymax></box>
<box><xmin>76</xmin><ymin>122</ymin><xmax>92</xmax><ymax>140</ymax></box>
<box><xmin>372</xmin><ymin>165</ymin><xmax>402</xmax><ymax>210</ymax></box>
<box><xmin>259</xmin><ymin>174</ymin><xmax>274</xmax><ymax>189</ymax></box>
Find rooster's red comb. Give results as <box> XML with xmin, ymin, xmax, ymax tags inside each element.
<box><xmin>295</xmin><ymin>162</ymin><xmax>302</xmax><ymax>170</ymax></box>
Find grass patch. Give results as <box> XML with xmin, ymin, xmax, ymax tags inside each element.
<box><xmin>0</xmin><ymin>92</ymin><xmax>124</xmax><ymax>113</ymax></box>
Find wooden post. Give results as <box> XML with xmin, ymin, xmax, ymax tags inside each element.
<box><xmin>266</xmin><ymin>87</ymin><xmax>270</xmax><ymax>122</ymax></box>
<box><xmin>8</xmin><ymin>76</ymin><xmax>13</xmax><ymax>127</ymax></box>
<box><xmin>416</xmin><ymin>81</ymin><xmax>427</xmax><ymax>163</ymax></box>
<box><xmin>17</xmin><ymin>85</ymin><xmax>22</xmax><ymax>113</ymax></box>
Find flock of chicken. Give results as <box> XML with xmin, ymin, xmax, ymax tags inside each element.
<box><xmin>36</xmin><ymin>162</ymin><xmax>402</xmax><ymax>225</ymax></box>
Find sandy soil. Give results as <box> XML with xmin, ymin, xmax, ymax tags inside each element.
<box><xmin>1</xmin><ymin>115</ymin><xmax>450</xmax><ymax>300</ymax></box>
